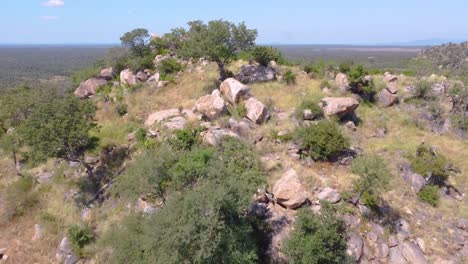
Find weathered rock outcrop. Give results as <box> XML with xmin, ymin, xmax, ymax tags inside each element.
<box><xmin>236</xmin><ymin>65</ymin><xmax>276</xmax><ymax>83</ymax></box>
<box><xmin>399</xmin><ymin>164</ymin><xmax>426</xmax><ymax>193</ymax></box>
<box><xmin>136</xmin><ymin>71</ymin><xmax>148</xmax><ymax>82</ymax></box>
<box><xmin>55</xmin><ymin>237</ymin><xmax>79</xmax><ymax>264</ymax></box>
<box><xmin>378</xmin><ymin>87</ymin><xmax>399</xmax><ymax>107</ymax></box>
<box><xmin>99</xmin><ymin>67</ymin><xmax>114</xmax><ymax>80</ymax></box>
<box><xmin>244</xmin><ymin>97</ymin><xmax>270</xmax><ymax>124</ymax></box>
<box><xmin>120</xmin><ymin>69</ymin><xmax>138</xmax><ymax>86</ymax></box>
<box><xmin>144</xmin><ymin>109</ymin><xmax>198</xmax><ymax>128</ymax></box>
<box><xmin>320</xmin><ymin>97</ymin><xmax>359</xmax><ymax>118</ymax></box>
<box><xmin>194</xmin><ymin>90</ymin><xmax>227</xmax><ymax>120</ymax></box>
<box><xmin>335</xmin><ymin>73</ymin><xmax>351</xmax><ymax>92</ymax></box>
<box><xmin>74</xmin><ymin>77</ymin><xmax>108</xmax><ymax>98</ymax></box>
<box><xmin>399</xmin><ymin>241</ymin><xmax>428</xmax><ymax>264</ymax></box>
<box><xmin>272</xmin><ymin>169</ymin><xmax>308</xmax><ymax>209</ymax></box>
<box><xmin>220</xmin><ymin>78</ymin><xmax>251</xmax><ymax>105</ymax></box>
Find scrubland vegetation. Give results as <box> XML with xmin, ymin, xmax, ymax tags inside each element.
<box><xmin>0</xmin><ymin>19</ymin><xmax>467</xmax><ymax>264</ymax></box>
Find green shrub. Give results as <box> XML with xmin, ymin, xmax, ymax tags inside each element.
<box><xmin>105</xmin><ymin>137</ymin><xmax>266</xmax><ymax>264</ymax></box>
<box><xmin>284</xmin><ymin>69</ymin><xmax>297</xmax><ymax>85</ymax></box>
<box><xmin>284</xmin><ymin>203</ymin><xmax>348</xmax><ymax>264</ymax></box>
<box><xmin>348</xmin><ymin>64</ymin><xmax>368</xmax><ymax>87</ymax></box>
<box><xmin>1</xmin><ymin>175</ymin><xmax>38</xmax><ymax>224</ymax></box>
<box><xmin>168</xmin><ymin>128</ymin><xmax>203</xmax><ymax>151</ymax></box>
<box><xmin>115</xmin><ymin>103</ymin><xmax>128</xmax><ymax>116</ymax></box>
<box><xmin>128</xmin><ymin>55</ymin><xmax>155</xmax><ymax>72</ymax></box>
<box><xmin>351</xmin><ymin>155</ymin><xmax>391</xmax><ymax>208</ymax></box>
<box><xmin>414</xmin><ymin>80</ymin><xmax>432</xmax><ymax>99</ymax></box>
<box><xmin>418</xmin><ymin>185</ymin><xmax>439</xmax><ymax>206</ymax></box>
<box><xmin>251</xmin><ymin>46</ymin><xmax>282</xmax><ymax>66</ymax></box>
<box><xmin>295</xmin><ymin>121</ymin><xmax>349</xmax><ymax>160</ymax></box>
<box><xmin>71</xmin><ymin>65</ymin><xmax>101</xmax><ymax>87</ymax></box>
<box><xmin>361</xmin><ymin>80</ymin><xmax>378</xmax><ymax>103</ymax></box>
<box><xmin>157</xmin><ymin>58</ymin><xmax>183</xmax><ymax>75</ymax></box>
<box><xmin>294</xmin><ymin>99</ymin><xmax>323</xmax><ymax>120</ymax></box>
<box><xmin>338</xmin><ymin>62</ymin><xmax>352</xmax><ymax>74</ymax></box>
<box><xmin>410</xmin><ymin>144</ymin><xmax>448</xmax><ymax>185</ymax></box>
<box><xmin>68</xmin><ymin>224</ymin><xmax>94</xmax><ymax>250</ymax></box>
<box><xmin>168</xmin><ymin>148</ymin><xmax>214</xmax><ymax>190</ymax></box>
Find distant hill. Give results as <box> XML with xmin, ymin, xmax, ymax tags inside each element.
<box><xmin>415</xmin><ymin>41</ymin><xmax>468</xmax><ymax>70</ymax></box>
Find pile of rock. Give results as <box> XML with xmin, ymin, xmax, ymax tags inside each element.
<box><xmin>378</xmin><ymin>72</ymin><xmax>399</xmax><ymax>107</ymax></box>
<box><xmin>193</xmin><ymin>78</ymin><xmax>270</xmax><ymax>124</ymax></box>
<box><xmin>74</xmin><ymin>77</ymin><xmax>108</xmax><ymax>98</ymax></box>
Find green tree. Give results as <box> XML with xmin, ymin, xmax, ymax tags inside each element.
<box><xmin>120</xmin><ymin>28</ymin><xmax>151</xmax><ymax>57</ymax></box>
<box><xmin>19</xmin><ymin>95</ymin><xmax>97</xmax><ymax>177</ymax></box>
<box><xmin>284</xmin><ymin>203</ymin><xmax>348</xmax><ymax>264</ymax></box>
<box><xmin>177</xmin><ymin>20</ymin><xmax>257</xmax><ymax>81</ymax></box>
<box><xmin>0</xmin><ymin>86</ymin><xmax>43</xmax><ymax>174</ymax></box>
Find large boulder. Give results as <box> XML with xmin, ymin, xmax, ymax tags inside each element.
<box><xmin>136</xmin><ymin>71</ymin><xmax>148</xmax><ymax>82</ymax></box>
<box><xmin>244</xmin><ymin>98</ymin><xmax>270</xmax><ymax>124</ymax></box>
<box><xmin>399</xmin><ymin>242</ymin><xmax>428</xmax><ymax>264</ymax></box>
<box><xmin>389</xmin><ymin>247</ymin><xmax>407</xmax><ymax>264</ymax></box>
<box><xmin>147</xmin><ymin>72</ymin><xmax>160</xmax><ymax>86</ymax></box>
<box><xmin>272</xmin><ymin>169</ymin><xmax>308</xmax><ymax>209</ymax></box>
<box><xmin>378</xmin><ymin>87</ymin><xmax>399</xmax><ymax>107</ymax></box>
<box><xmin>317</xmin><ymin>187</ymin><xmax>341</xmax><ymax>204</ymax></box>
<box><xmin>236</xmin><ymin>65</ymin><xmax>276</xmax><ymax>83</ymax></box>
<box><xmin>320</xmin><ymin>97</ymin><xmax>359</xmax><ymax>118</ymax></box>
<box><xmin>347</xmin><ymin>233</ymin><xmax>364</xmax><ymax>262</ymax></box>
<box><xmin>400</xmin><ymin>164</ymin><xmax>426</xmax><ymax>193</ymax></box>
<box><xmin>194</xmin><ymin>90</ymin><xmax>227</xmax><ymax>120</ymax></box>
<box><xmin>99</xmin><ymin>67</ymin><xmax>114</xmax><ymax>80</ymax></box>
<box><xmin>120</xmin><ymin>69</ymin><xmax>138</xmax><ymax>86</ymax></box>
<box><xmin>220</xmin><ymin>78</ymin><xmax>251</xmax><ymax>105</ymax></box>
<box><xmin>55</xmin><ymin>237</ymin><xmax>79</xmax><ymax>264</ymax></box>
<box><xmin>74</xmin><ymin>77</ymin><xmax>108</xmax><ymax>98</ymax></box>
<box><xmin>335</xmin><ymin>73</ymin><xmax>351</xmax><ymax>92</ymax></box>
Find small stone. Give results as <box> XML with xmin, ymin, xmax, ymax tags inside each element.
<box><xmin>32</xmin><ymin>224</ymin><xmax>43</xmax><ymax>241</ymax></box>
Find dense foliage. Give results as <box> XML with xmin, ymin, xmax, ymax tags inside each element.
<box><xmin>107</xmin><ymin>136</ymin><xmax>266</xmax><ymax>263</ymax></box>
<box><xmin>284</xmin><ymin>203</ymin><xmax>349</xmax><ymax>264</ymax></box>
<box><xmin>177</xmin><ymin>20</ymin><xmax>257</xmax><ymax>80</ymax></box>
<box><xmin>295</xmin><ymin>121</ymin><xmax>349</xmax><ymax>161</ymax></box>
<box><xmin>410</xmin><ymin>144</ymin><xmax>448</xmax><ymax>185</ymax></box>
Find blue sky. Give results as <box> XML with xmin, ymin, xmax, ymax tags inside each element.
<box><xmin>1</xmin><ymin>0</ymin><xmax>467</xmax><ymax>44</ymax></box>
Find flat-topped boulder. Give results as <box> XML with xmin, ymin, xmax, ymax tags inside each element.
<box><xmin>74</xmin><ymin>77</ymin><xmax>108</xmax><ymax>98</ymax></box>
<box><xmin>320</xmin><ymin>97</ymin><xmax>359</xmax><ymax>118</ymax></box>
<box><xmin>144</xmin><ymin>109</ymin><xmax>197</xmax><ymax>127</ymax></box>
<box><xmin>220</xmin><ymin>78</ymin><xmax>252</xmax><ymax>105</ymax></box>
<box><xmin>272</xmin><ymin>169</ymin><xmax>308</xmax><ymax>209</ymax></box>
<box><xmin>200</xmin><ymin>127</ymin><xmax>240</xmax><ymax>146</ymax></box>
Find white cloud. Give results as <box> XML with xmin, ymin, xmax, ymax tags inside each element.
<box><xmin>41</xmin><ymin>16</ymin><xmax>60</xmax><ymax>20</ymax></box>
<box><xmin>42</xmin><ymin>0</ymin><xmax>64</xmax><ymax>7</ymax></box>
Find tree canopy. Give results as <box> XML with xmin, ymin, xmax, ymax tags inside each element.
<box><xmin>120</xmin><ymin>28</ymin><xmax>151</xmax><ymax>57</ymax></box>
<box><xmin>177</xmin><ymin>20</ymin><xmax>257</xmax><ymax>80</ymax></box>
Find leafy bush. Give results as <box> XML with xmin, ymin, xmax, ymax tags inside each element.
<box><xmin>410</xmin><ymin>144</ymin><xmax>448</xmax><ymax>185</ymax></box>
<box><xmin>1</xmin><ymin>175</ymin><xmax>38</xmax><ymax>224</ymax></box>
<box><xmin>168</xmin><ymin>128</ymin><xmax>203</xmax><ymax>151</ymax></box>
<box><xmin>348</xmin><ymin>64</ymin><xmax>368</xmax><ymax>87</ymax></box>
<box><xmin>168</xmin><ymin>148</ymin><xmax>214</xmax><ymax>190</ymax></box>
<box><xmin>251</xmin><ymin>46</ymin><xmax>282</xmax><ymax>66</ymax></box>
<box><xmin>68</xmin><ymin>224</ymin><xmax>95</xmax><ymax>250</ymax></box>
<box><xmin>284</xmin><ymin>69</ymin><xmax>297</xmax><ymax>85</ymax></box>
<box><xmin>295</xmin><ymin>121</ymin><xmax>349</xmax><ymax>160</ymax></box>
<box><xmin>338</xmin><ymin>62</ymin><xmax>352</xmax><ymax>74</ymax></box>
<box><xmin>284</xmin><ymin>203</ymin><xmax>348</xmax><ymax>264</ymax></box>
<box><xmin>71</xmin><ymin>65</ymin><xmax>101</xmax><ymax>87</ymax></box>
<box><xmin>115</xmin><ymin>103</ymin><xmax>128</xmax><ymax>116</ymax></box>
<box><xmin>294</xmin><ymin>99</ymin><xmax>323</xmax><ymax>120</ymax></box>
<box><xmin>105</xmin><ymin>137</ymin><xmax>266</xmax><ymax>263</ymax></box>
<box><xmin>157</xmin><ymin>58</ymin><xmax>183</xmax><ymax>75</ymax></box>
<box><xmin>128</xmin><ymin>54</ymin><xmax>155</xmax><ymax>72</ymax></box>
<box><xmin>351</xmin><ymin>155</ymin><xmax>391</xmax><ymax>210</ymax></box>
<box><xmin>418</xmin><ymin>185</ymin><xmax>439</xmax><ymax>206</ymax></box>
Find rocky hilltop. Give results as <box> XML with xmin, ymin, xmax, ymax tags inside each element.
<box><xmin>0</xmin><ymin>22</ymin><xmax>467</xmax><ymax>264</ymax></box>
